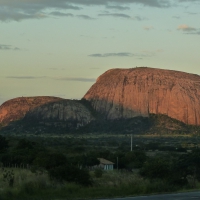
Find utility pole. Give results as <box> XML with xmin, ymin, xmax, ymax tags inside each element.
<box><xmin>117</xmin><ymin>157</ymin><xmax>118</xmax><ymax>170</ymax></box>
<box><xmin>131</xmin><ymin>134</ymin><xmax>133</xmax><ymax>151</ymax></box>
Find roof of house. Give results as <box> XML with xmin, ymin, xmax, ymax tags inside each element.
<box><xmin>98</xmin><ymin>158</ymin><xmax>114</xmax><ymax>165</ymax></box>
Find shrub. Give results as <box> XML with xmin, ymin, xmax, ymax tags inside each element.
<box><xmin>140</xmin><ymin>157</ymin><xmax>170</xmax><ymax>179</ymax></box>
<box><xmin>94</xmin><ymin>168</ymin><xmax>103</xmax><ymax>178</ymax></box>
<box><xmin>48</xmin><ymin>165</ymin><xmax>92</xmax><ymax>186</ymax></box>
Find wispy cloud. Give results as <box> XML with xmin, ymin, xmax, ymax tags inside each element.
<box><xmin>49</xmin><ymin>12</ymin><xmax>74</xmax><ymax>17</ymax></box>
<box><xmin>177</xmin><ymin>24</ymin><xmax>200</xmax><ymax>35</ymax></box>
<box><xmin>144</xmin><ymin>26</ymin><xmax>154</xmax><ymax>30</ymax></box>
<box><xmin>89</xmin><ymin>52</ymin><xmax>134</xmax><ymax>57</ymax></box>
<box><xmin>6</xmin><ymin>75</ymin><xmax>95</xmax><ymax>82</ymax></box>
<box><xmin>77</xmin><ymin>15</ymin><xmax>95</xmax><ymax>20</ymax></box>
<box><xmin>0</xmin><ymin>9</ymin><xmax>47</xmax><ymax>22</ymax></box>
<box><xmin>185</xmin><ymin>31</ymin><xmax>200</xmax><ymax>35</ymax></box>
<box><xmin>0</xmin><ymin>44</ymin><xmax>21</xmax><ymax>51</ymax></box>
<box><xmin>134</xmin><ymin>16</ymin><xmax>147</xmax><ymax>21</ymax></box>
<box><xmin>49</xmin><ymin>12</ymin><xmax>94</xmax><ymax>19</ymax></box>
<box><xmin>54</xmin><ymin>77</ymin><xmax>96</xmax><ymax>82</ymax></box>
<box><xmin>105</xmin><ymin>5</ymin><xmax>130</xmax><ymax>10</ymax></box>
<box><xmin>177</xmin><ymin>24</ymin><xmax>196</xmax><ymax>31</ymax></box>
<box><xmin>178</xmin><ymin>0</ymin><xmax>200</xmax><ymax>3</ymax></box>
<box><xmin>0</xmin><ymin>0</ymin><xmax>173</xmax><ymax>22</ymax></box>
<box><xmin>142</xmin><ymin>49</ymin><xmax>164</xmax><ymax>55</ymax></box>
<box><xmin>89</xmin><ymin>50</ymin><xmax>162</xmax><ymax>58</ymax></box>
<box><xmin>185</xmin><ymin>12</ymin><xmax>198</xmax><ymax>15</ymax></box>
<box><xmin>98</xmin><ymin>13</ymin><xmax>132</xmax><ymax>19</ymax></box>
<box><xmin>69</xmin><ymin>0</ymin><xmax>172</xmax><ymax>8</ymax></box>
<box><xmin>172</xmin><ymin>16</ymin><xmax>180</xmax><ymax>19</ymax></box>
<box><xmin>6</xmin><ymin>76</ymin><xmax>46</xmax><ymax>79</ymax></box>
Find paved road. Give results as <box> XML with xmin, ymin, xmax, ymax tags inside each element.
<box><xmin>98</xmin><ymin>191</ymin><xmax>200</xmax><ymax>200</ymax></box>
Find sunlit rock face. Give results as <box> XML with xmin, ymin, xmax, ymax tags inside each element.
<box><xmin>0</xmin><ymin>96</ymin><xmax>62</xmax><ymax>125</ymax></box>
<box><xmin>83</xmin><ymin>67</ymin><xmax>200</xmax><ymax>125</ymax></box>
<box><xmin>0</xmin><ymin>97</ymin><xmax>94</xmax><ymax>128</ymax></box>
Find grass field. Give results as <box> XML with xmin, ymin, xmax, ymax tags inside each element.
<box><xmin>1</xmin><ymin>133</ymin><xmax>200</xmax><ymax>199</ymax></box>
<box><xmin>0</xmin><ymin>167</ymin><xmax>196</xmax><ymax>200</ymax></box>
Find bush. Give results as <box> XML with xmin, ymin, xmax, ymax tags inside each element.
<box><xmin>0</xmin><ymin>135</ymin><xmax>9</xmax><ymax>151</ymax></box>
<box><xmin>140</xmin><ymin>157</ymin><xmax>170</xmax><ymax>179</ymax></box>
<box><xmin>33</xmin><ymin>152</ymin><xmax>67</xmax><ymax>170</ymax></box>
<box><xmin>94</xmin><ymin>168</ymin><xmax>103</xmax><ymax>178</ymax></box>
<box><xmin>48</xmin><ymin>165</ymin><xmax>92</xmax><ymax>186</ymax></box>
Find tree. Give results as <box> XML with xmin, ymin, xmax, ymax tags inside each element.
<box><xmin>140</xmin><ymin>157</ymin><xmax>170</xmax><ymax>179</ymax></box>
<box><xmin>33</xmin><ymin>152</ymin><xmax>67</xmax><ymax>170</ymax></box>
<box><xmin>0</xmin><ymin>135</ymin><xmax>8</xmax><ymax>152</ymax></box>
<box><xmin>16</xmin><ymin>139</ymin><xmax>35</xmax><ymax>150</ymax></box>
<box><xmin>49</xmin><ymin>165</ymin><xmax>92</xmax><ymax>186</ymax></box>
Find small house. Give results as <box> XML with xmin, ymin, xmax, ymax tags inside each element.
<box><xmin>98</xmin><ymin>158</ymin><xmax>114</xmax><ymax>170</ymax></box>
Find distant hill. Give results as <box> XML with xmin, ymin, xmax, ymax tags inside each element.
<box><xmin>0</xmin><ymin>98</ymin><xmax>95</xmax><ymax>134</ymax></box>
<box><xmin>84</xmin><ymin>67</ymin><xmax>200</xmax><ymax>126</ymax></box>
<box><xmin>1</xmin><ymin>112</ymin><xmax>200</xmax><ymax>135</ymax></box>
<box><xmin>1</xmin><ymin>67</ymin><xmax>200</xmax><ymax>135</ymax></box>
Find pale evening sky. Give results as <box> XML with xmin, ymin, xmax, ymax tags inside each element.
<box><xmin>0</xmin><ymin>0</ymin><xmax>200</xmax><ymax>105</ymax></box>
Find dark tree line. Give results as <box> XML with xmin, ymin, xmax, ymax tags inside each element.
<box><xmin>1</xmin><ymin>135</ymin><xmax>200</xmax><ymax>188</ymax></box>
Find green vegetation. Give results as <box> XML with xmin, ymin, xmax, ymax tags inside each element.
<box><xmin>2</xmin><ymin>113</ymin><xmax>200</xmax><ymax>135</ymax></box>
<box><xmin>0</xmin><ymin>169</ymin><xmax>184</xmax><ymax>200</ymax></box>
<box><xmin>0</xmin><ymin>133</ymin><xmax>199</xmax><ymax>199</ymax></box>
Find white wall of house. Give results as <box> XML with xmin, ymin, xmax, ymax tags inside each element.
<box><xmin>104</xmin><ymin>164</ymin><xmax>113</xmax><ymax>170</ymax></box>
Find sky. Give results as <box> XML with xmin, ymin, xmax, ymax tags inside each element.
<box><xmin>1</xmin><ymin>0</ymin><xmax>200</xmax><ymax>105</ymax></box>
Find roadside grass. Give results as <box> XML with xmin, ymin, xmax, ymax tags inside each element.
<box><xmin>0</xmin><ymin>168</ymin><xmax>191</xmax><ymax>200</ymax></box>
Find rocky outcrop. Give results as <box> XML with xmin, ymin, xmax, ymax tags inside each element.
<box><xmin>83</xmin><ymin>67</ymin><xmax>200</xmax><ymax>125</ymax></box>
<box><xmin>0</xmin><ymin>96</ymin><xmax>62</xmax><ymax>126</ymax></box>
<box><xmin>0</xmin><ymin>97</ymin><xmax>95</xmax><ymax>133</ymax></box>
<box><xmin>24</xmin><ymin>99</ymin><xmax>94</xmax><ymax>128</ymax></box>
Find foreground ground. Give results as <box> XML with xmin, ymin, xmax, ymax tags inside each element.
<box><xmin>0</xmin><ymin>133</ymin><xmax>200</xmax><ymax>199</ymax></box>
<box><xmin>98</xmin><ymin>191</ymin><xmax>200</xmax><ymax>200</ymax></box>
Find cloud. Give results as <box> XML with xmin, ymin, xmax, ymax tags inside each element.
<box><xmin>89</xmin><ymin>50</ymin><xmax>161</xmax><ymax>58</ymax></box>
<box><xmin>178</xmin><ymin>0</ymin><xmax>200</xmax><ymax>2</ymax></box>
<box><xmin>186</xmin><ymin>12</ymin><xmax>198</xmax><ymax>15</ymax></box>
<box><xmin>177</xmin><ymin>24</ymin><xmax>200</xmax><ymax>35</ymax></box>
<box><xmin>98</xmin><ymin>13</ymin><xmax>132</xmax><ymax>19</ymax></box>
<box><xmin>6</xmin><ymin>76</ymin><xmax>46</xmax><ymax>79</ymax></box>
<box><xmin>106</xmin><ymin>5</ymin><xmax>130</xmax><ymax>10</ymax></box>
<box><xmin>77</xmin><ymin>15</ymin><xmax>95</xmax><ymax>20</ymax></box>
<box><xmin>0</xmin><ymin>1</ymin><xmax>80</xmax><ymax>22</ymax></box>
<box><xmin>6</xmin><ymin>75</ymin><xmax>95</xmax><ymax>82</ymax></box>
<box><xmin>0</xmin><ymin>44</ymin><xmax>21</xmax><ymax>51</ymax></box>
<box><xmin>49</xmin><ymin>12</ymin><xmax>74</xmax><ymax>17</ymax></box>
<box><xmin>0</xmin><ymin>0</ymin><xmax>172</xmax><ymax>21</ymax></box>
<box><xmin>69</xmin><ymin>0</ymin><xmax>172</xmax><ymax>8</ymax></box>
<box><xmin>177</xmin><ymin>24</ymin><xmax>197</xmax><ymax>31</ymax></box>
<box><xmin>172</xmin><ymin>16</ymin><xmax>180</xmax><ymax>19</ymax></box>
<box><xmin>89</xmin><ymin>52</ymin><xmax>134</xmax><ymax>57</ymax></box>
<box><xmin>49</xmin><ymin>12</ymin><xmax>94</xmax><ymax>19</ymax></box>
<box><xmin>144</xmin><ymin>26</ymin><xmax>154</xmax><ymax>30</ymax></box>
<box><xmin>0</xmin><ymin>8</ymin><xmax>47</xmax><ymax>22</ymax></box>
<box><xmin>134</xmin><ymin>16</ymin><xmax>147</xmax><ymax>21</ymax></box>
<box><xmin>54</xmin><ymin>77</ymin><xmax>96</xmax><ymax>82</ymax></box>
<box><xmin>141</xmin><ymin>49</ymin><xmax>164</xmax><ymax>55</ymax></box>
<box><xmin>185</xmin><ymin>31</ymin><xmax>200</xmax><ymax>35</ymax></box>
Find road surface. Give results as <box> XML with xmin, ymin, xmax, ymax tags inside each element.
<box><xmin>98</xmin><ymin>191</ymin><xmax>200</xmax><ymax>200</ymax></box>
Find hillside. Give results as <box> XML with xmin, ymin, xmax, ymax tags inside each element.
<box><xmin>0</xmin><ymin>98</ymin><xmax>95</xmax><ymax>134</ymax></box>
<box><xmin>84</xmin><ymin>67</ymin><xmax>200</xmax><ymax>125</ymax></box>
<box><xmin>1</xmin><ymin>67</ymin><xmax>200</xmax><ymax>135</ymax></box>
